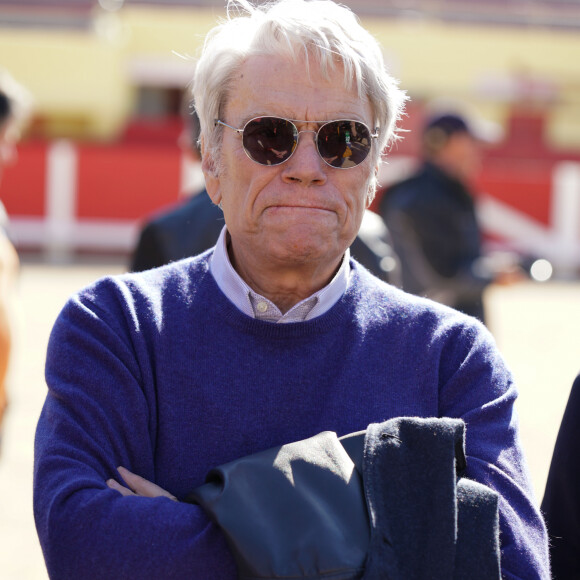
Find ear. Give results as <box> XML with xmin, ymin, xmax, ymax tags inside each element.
<box><xmin>201</xmin><ymin>138</ymin><xmax>222</xmax><ymax>205</ymax></box>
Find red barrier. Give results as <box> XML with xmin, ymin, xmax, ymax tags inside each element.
<box><xmin>476</xmin><ymin>158</ymin><xmax>553</xmax><ymax>226</ymax></box>
<box><xmin>76</xmin><ymin>143</ymin><xmax>181</xmax><ymax>220</ymax></box>
<box><xmin>1</xmin><ymin>140</ymin><xmax>47</xmax><ymax>217</ymax></box>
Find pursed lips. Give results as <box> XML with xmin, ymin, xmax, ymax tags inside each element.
<box><xmin>264</xmin><ymin>203</ymin><xmax>334</xmax><ymax>213</ymax></box>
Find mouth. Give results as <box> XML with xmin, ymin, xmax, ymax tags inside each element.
<box><xmin>265</xmin><ymin>204</ymin><xmax>333</xmax><ymax>213</ymax></box>
<box><xmin>263</xmin><ymin>206</ymin><xmax>336</xmax><ymax>222</ymax></box>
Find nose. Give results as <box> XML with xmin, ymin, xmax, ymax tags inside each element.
<box><xmin>280</xmin><ymin>130</ymin><xmax>327</xmax><ymax>186</ymax></box>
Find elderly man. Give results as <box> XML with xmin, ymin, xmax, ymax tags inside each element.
<box><xmin>34</xmin><ymin>1</ymin><xmax>549</xmax><ymax>578</ymax></box>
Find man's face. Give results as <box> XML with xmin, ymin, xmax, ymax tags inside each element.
<box><xmin>439</xmin><ymin>132</ymin><xmax>482</xmax><ymax>184</ymax></box>
<box><xmin>203</xmin><ymin>54</ymin><xmax>377</xmax><ymax>275</ymax></box>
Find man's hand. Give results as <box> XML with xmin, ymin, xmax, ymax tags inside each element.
<box><xmin>107</xmin><ymin>466</ymin><xmax>178</xmax><ymax>501</ymax></box>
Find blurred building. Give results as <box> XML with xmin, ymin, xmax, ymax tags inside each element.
<box><xmin>0</xmin><ymin>0</ymin><xmax>579</xmax><ymax>274</ymax></box>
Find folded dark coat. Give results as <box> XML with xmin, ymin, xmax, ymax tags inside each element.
<box><xmin>188</xmin><ymin>417</ymin><xmax>500</xmax><ymax>580</ymax></box>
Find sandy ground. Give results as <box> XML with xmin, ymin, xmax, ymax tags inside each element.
<box><xmin>0</xmin><ymin>260</ymin><xmax>578</xmax><ymax>579</ymax></box>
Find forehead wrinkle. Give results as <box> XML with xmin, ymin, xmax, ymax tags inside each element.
<box><xmin>232</xmin><ymin>108</ymin><xmax>369</xmax><ymax>128</ymax></box>
<box><xmin>225</xmin><ymin>54</ymin><xmax>372</xmax><ymax>128</ymax></box>
<box><xmin>249</xmin><ymin>95</ymin><xmax>371</xmax><ymax>124</ymax></box>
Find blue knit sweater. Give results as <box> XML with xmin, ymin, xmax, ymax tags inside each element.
<box><xmin>33</xmin><ymin>254</ymin><xmax>549</xmax><ymax>579</ymax></box>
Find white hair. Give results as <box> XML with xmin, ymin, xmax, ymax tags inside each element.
<box><xmin>193</xmin><ymin>0</ymin><xmax>407</xmax><ymax>195</ymax></box>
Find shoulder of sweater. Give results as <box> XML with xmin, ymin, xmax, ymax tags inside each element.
<box><xmin>350</xmin><ymin>262</ymin><xmax>487</xmax><ymax>336</ymax></box>
<box><xmin>77</xmin><ymin>253</ymin><xmax>213</xmax><ymax>303</ymax></box>
<box><xmin>74</xmin><ymin>257</ymin><xmax>485</xmax><ymax>342</ymax></box>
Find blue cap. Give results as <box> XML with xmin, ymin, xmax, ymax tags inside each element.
<box><xmin>424</xmin><ymin>113</ymin><xmax>471</xmax><ymax>138</ymax></box>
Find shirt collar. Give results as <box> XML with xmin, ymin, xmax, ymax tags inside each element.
<box><xmin>210</xmin><ymin>226</ymin><xmax>350</xmax><ymax>323</ymax></box>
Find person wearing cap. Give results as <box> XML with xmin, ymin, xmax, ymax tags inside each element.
<box><xmin>0</xmin><ymin>70</ymin><xmax>30</xmax><ymax>453</ymax></box>
<box><xmin>33</xmin><ymin>1</ymin><xmax>548</xmax><ymax>578</ymax></box>
<box><xmin>379</xmin><ymin>112</ymin><xmax>521</xmax><ymax>324</ymax></box>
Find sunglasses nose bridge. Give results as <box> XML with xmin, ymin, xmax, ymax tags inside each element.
<box><xmin>293</xmin><ymin>128</ymin><xmax>324</xmax><ymax>162</ymax></box>
<box><xmin>295</xmin><ymin>128</ymin><xmax>318</xmax><ymax>143</ymax></box>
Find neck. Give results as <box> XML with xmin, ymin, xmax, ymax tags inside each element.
<box><xmin>228</xmin><ymin>238</ymin><xmax>343</xmax><ymax>314</ymax></box>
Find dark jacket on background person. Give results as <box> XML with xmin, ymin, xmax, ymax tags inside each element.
<box><xmin>379</xmin><ymin>162</ymin><xmax>491</xmax><ymax>322</ymax></box>
<box><xmin>130</xmin><ymin>190</ymin><xmax>224</xmax><ymax>273</ymax></box>
<box><xmin>351</xmin><ymin>209</ymin><xmax>401</xmax><ymax>287</ymax></box>
<box><xmin>190</xmin><ymin>417</ymin><xmax>501</xmax><ymax>580</ymax></box>
<box><xmin>542</xmin><ymin>373</ymin><xmax>580</xmax><ymax>580</ymax></box>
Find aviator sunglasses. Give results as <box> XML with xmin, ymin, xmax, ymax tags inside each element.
<box><xmin>215</xmin><ymin>116</ymin><xmax>378</xmax><ymax>169</ymax></box>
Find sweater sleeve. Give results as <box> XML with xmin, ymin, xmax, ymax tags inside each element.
<box><xmin>436</xmin><ymin>318</ymin><xmax>550</xmax><ymax>580</ymax></box>
<box><xmin>33</xmin><ymin>279</ymin><xmax>237</xmax><ymax>579</ymax></box>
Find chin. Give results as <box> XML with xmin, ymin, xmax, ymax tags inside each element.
<box><xmin>273</xmin><ymin>236</ymin><xmax>343</xmax><ymax>265</ymax></box>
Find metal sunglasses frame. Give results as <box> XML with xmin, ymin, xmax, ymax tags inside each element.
<box><xmin>215</xmin><ymin>116</ymin><xmax>379</xmax><ymax>169</ymax></box>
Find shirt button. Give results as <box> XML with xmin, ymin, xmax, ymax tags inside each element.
<box><xmin>257</xmin><ymin>301</ymin><xmax>268</xmax><ymax>313</ymax></box>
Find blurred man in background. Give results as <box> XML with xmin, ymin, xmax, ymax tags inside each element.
<box><xmin>0</xmin><ymin>69</ymin><xmax>31</xmax><ymax>453</ymax></box>
<box><xmin>379</xmin><ymin>112</ymin><xmax>522</xmax><ymax>324</ymax></box>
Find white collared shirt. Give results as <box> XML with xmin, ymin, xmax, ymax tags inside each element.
<box><xmin>210</xmin><ymin>226</ymin><xmax>350</xmax><ymax>323</ymax></box>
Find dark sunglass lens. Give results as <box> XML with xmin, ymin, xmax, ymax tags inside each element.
<box><xmin>317</xmin><ymin>121</ymin><xmax>372</xmax><ymax>168</ymax></box>
<box><xmin>242</xmin><ymin>117</ymin><xmax>297</xmax><ymax>166</ymax></box>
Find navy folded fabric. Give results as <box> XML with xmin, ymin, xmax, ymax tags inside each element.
<box><xmin>189</xmin><ymin>417</ymin><xmax>500</xmax><ymax>580</ymax></box>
